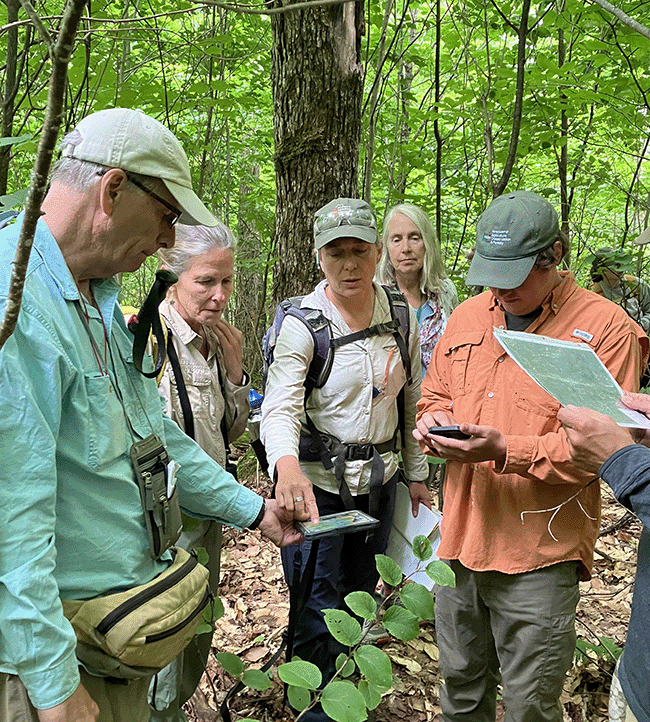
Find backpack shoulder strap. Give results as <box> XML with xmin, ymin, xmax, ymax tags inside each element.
<box><xmin>279</xmin><ymin>299</ymin><xmax>334</xmax><ymax>394</ymax></box>
<box><xmin>382</xmin><ymin>285</ymin><xmax>412</xmax><ymax>385</ymax></box>
<box><xmin>165</xmin><ymin>328</ymin><xmax>195</xmax><ymax>440</ymax></box>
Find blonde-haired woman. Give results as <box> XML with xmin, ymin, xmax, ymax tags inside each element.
<box><xmin>377</xmin><ymin>203</ymin><xmax>458</xmax><ymax>373</ymax></box>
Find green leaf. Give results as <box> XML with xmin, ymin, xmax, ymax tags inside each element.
<box><xmin>321</xmin><ymin>680</ymin><xmax>368</xmax><ymax>722</ymax></box>
<box><xmin>344</xmin><ymin>591</ymin><xmax>377</xmax><ymax>621</ymax></box>
<box><xmin>375</xmin><ymin>554</ymin><xmax>403</xmax><ymax>587</ymax></box>
<box><xmin>212</xmin><ymin>595</ymin><xmax>225</xmax><ymax>622</ymax></box>
<box><xmin>195</xmin><ymin>621</ymin><xmax>213</xmax><ymax>635</ymax></box>
<box><xmin>0</xmin><ymin>188</ymin><xmax>28</xmax><ymax>209</ymax></box>
<box><xmin>426</xmin><ymin>560</ymin><xmax>456</xmax><ymax>588</ymax></box>
<box><xmin>181</xmin><ymin>513</ymin><xmax>202</xmax><ymax>532</ymax></box>
<box><xmin>399</xmin><ymin>583</ymin><xmax>435</xmax><ymax>621</ymax></box>
<box><xmin>358</xmin><ymin>679</ymin><xmax>383</xmax><ymax>710</ymax></box>
<box><xmin>0</xmin><ymin>134</ymin><xmax>32</xmax><ymax>147</ymax></box>
<box><xmin>287</xmin><ymin>684</ymin><xmax>312</xmax><ymax>711</ymax></box>
<box><xmin>336</xmin><ymin>653</ymin><xmax>356</xmax><ymax>677</ymax></box>
<box><xmin>597</xmin><ymin>636</ymin><xmax>623</xmax><ymax>661</ymax></box>
<box><xmin>353</xmin><ymin>645</ymin><xmax>392</xmax><ymax>691</ymax></box>
<box><xmin>277</xmin><ymin>660</ymin><xmax>321</xmax><ymax>689</ymax></box>
<box><xmin>215</xmin><ymin>651</ymin><xmax>245</xmax><ymax>677</ymax></box>
<box><xmin>324</xmin><ymin>609</ymin><xmax>362</xmax><ymax>647</ymax></box>
<box><xmin>242</xmin><ymin>669</ymin><xmax>272</xmax><ymax>690</ymax></box>
<box><xmin>194</xmin><ymin>546</ymin><xmax>209</xmax><ymax>566</ymax></box>
<box><xmin>412</xmin><ymin>535</ymin><xmax>433</xmax><ymax>561</ymax></box>
<box><xmin>382</xmin><ymin>605</ymin><xmax>420</xmax><ymax>642</ymax></box>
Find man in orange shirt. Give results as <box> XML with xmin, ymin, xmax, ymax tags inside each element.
<box><xmin>414</xmin><ymin>191</ymin><xmax>647</xmax><ymax>722</ymax></box>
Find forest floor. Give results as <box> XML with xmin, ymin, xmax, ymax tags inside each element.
<box><xmin>184</xmin><ymin>465</ymin><xmax>639</xmax><ymax>722</ymax></box>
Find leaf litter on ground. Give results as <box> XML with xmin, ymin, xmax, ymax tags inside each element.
<box><xmin>184</xmin><ymin>463</ymin><xmax>639</xmax><ymax>722</ymax></box>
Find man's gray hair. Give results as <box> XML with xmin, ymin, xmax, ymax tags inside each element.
<box><xmin>158</xmin><ymin>222</ymin><xmax>236</xmax><ymax>276</ymax></box>
<box><xmin>51</xmin><ymin>129</ymin><xmax>167</xmax><ymax>197</ymax></box>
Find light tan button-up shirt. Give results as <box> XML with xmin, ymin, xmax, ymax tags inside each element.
<box><xmin>159</xmin><ymin>300</ymin><xmax>250</xmax><ymax>468</ymax></box>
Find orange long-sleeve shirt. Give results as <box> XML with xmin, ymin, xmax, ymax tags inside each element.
<box><xmin>418</xmin><ymin>272</ymin><xmax>648</xmax><ymax>579</ymax></box>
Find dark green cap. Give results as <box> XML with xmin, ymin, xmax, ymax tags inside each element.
<box><xmin>466</xmin><ymin>191</ymin><xmax>559</xmax><ymax>289</ymax></box>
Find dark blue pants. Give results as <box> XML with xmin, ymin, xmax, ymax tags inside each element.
<box><xmin>281</xmin><ymin>472</ymin><xmax>398</xmax><ymax>722</ymax></box>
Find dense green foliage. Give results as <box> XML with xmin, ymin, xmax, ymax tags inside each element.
<box><xmin>2</xmin><ymin>0</ymin><xmax>650</xmax><ymax>325</ymax></box>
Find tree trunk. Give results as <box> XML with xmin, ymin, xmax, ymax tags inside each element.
<box><xmin>270</xmin><ymin>0</ymin><xmax>365</xmax><ymax>303</ymax></box>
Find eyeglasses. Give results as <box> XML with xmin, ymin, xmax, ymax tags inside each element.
<box><xmin>124</xmin><ymin>172</ymin><xmax>182</xmax><ymax>228</ymax></box>
<box><xmin>314</xmin><ymin>204</ymin><xmax>377</xmax><ymax>235</ymax></box>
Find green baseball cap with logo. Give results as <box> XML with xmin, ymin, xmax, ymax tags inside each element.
<box><xmin>313</xmin><ymin>198</ymin><xmax>378</xmax><ymax>250</ymax></box>
<box><xmin>466</xmin><ymin>191</ymin><xmax>559</xmax><ymax>289</ymax></box>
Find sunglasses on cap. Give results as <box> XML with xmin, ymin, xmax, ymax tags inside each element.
<box><xmin>314</xmin><ymin>205</ymin><xmax>377</xmax><ymax>234</ymax></box>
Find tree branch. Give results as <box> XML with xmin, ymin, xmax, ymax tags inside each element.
<box><xmin>16</xmin><ymin>0</ymin><xmax>53</xmax><ymax>48</ymax></box>
<box><xmin>586</xmin><ymin>0</ymin><xmax>650</xmax><ymax>41</ymax></box>
<box><xmin>0</xmin><ymin>0</ymin><xmax>355</xmax><ymax>33</ymax></box>
<box><xmin>492</xmin><ymin>0</ymin><xmax>530</xmax><ymax>198</ymax></box>
<box><xmin>0</xmin><ymin>0</ymin><xmax>88</xmax><ymax>351</ymax></box>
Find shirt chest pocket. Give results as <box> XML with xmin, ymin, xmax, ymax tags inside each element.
<box><xmin>175</xmin><ymin>362</ymin><xmax>215</xmax><ymax>416</ymax></box>
<box><xmin>83</xmin><ymin>373</ymin><xmax>128</xmax><ymax>469</ymax></box>
<box><xmin>443</xmin><ymin>330</ymin><xmax>485</xmax><ymax>396</ymax></box>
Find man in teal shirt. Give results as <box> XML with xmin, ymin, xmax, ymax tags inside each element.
<box><xmin>0</xmin><ymin>108</ymin><xmax>302</xmax><ymax>722</ymax></box>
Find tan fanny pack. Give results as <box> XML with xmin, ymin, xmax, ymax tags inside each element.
<box><xmin>62</xmin><ymin>547</ymin><xmax>211</xmax><ymax>674</ymax></box>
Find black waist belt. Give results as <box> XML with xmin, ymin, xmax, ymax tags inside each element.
<box><xmin>298</xmin><ymin>431</ymin><xmax>399</xmax><ymax>521</ymax></box>
<box><xmin>298</xmin><ymin>433</ymin><xmax>398</xmax><ymax>462</ymax></box>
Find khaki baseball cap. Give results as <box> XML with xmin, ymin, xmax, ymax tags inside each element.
<box><xmin>61</xmin><ymin>108</ymin><xmax>217</xmax><ymax>226</ymax></box>
<box><xmin>633</xmin><ymin>227</ymin><xmax>650</xmax><ymax>246</ymax></box>
<box><xmin>466</xmin><ymin>191</ymin><xmax>559</xmax><ymax>289</ymax></box>
<box><xmin>313</xmin><ymin>198</ymin><xmax>378</xmax><ymax>250</ymax></box>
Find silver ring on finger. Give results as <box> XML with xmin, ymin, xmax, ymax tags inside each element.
<box><xmin>293</xmin><ymin>496</ymin><xmax>304</xmax><ymax>503</ymax></box>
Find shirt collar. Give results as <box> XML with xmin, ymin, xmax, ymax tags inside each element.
<box><xmin>488</xmin><ymin>270</ymin><xmax>575</xmax><ymax>316</ymax></box>
<box><xmin>160</xmin><ymin>299</ymin><xmax>218</xmax><ymax>358</ymax></box>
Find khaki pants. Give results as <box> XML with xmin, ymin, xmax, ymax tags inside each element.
<box><xmin>0</xmin><ymin>670</ymin><xmax>152</xmax><ymax>722</ymax></box>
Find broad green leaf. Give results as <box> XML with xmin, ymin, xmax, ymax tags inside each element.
<box><xmin>375</xmin><ymin>554</ymin><xmax>403</xmax><ymax>587</ymax></box>
<box><xmin>344</xmin><ymin>591</ymin><xmax>377</xmax><ymax>621</ymax></box>
<box><xmin>181</xmin><ymin>513</ymin><xmax>202</xmax><ymax>532</ymax></box>
<box><xmin>336</xmin><ymin>653</ymin><xmax>356</xmax><ymax>677</ymax></box>
<box><xmin>426</xmin><ymin>560</ymin><xmax>456</xmax><ymax>588</ymax></box>
<box><xmin>0</xmin><ymin>134</ymin><xmax>32</xmax><ymax>147</ymax></box>
<box><xmin>382</xmin><ymin>605</ymin><xmax>420</xmax><ymax>642</ymax></box>
<box><xmin>321</xmin><ymin>680</ymin><xmax>367</xmax><ymax>722</ymax></box>
<box><xmin>0</xmin><ymin>188</ymin><xmax>28</xmax><ymax>209</ymax></box>
<box><xmin>400</xmin><ymin>583</ymin><xmax>435</xmax><ymax>621</ymax></box>
<box><xmin>194</xmin><ymin>546</ymin><xmax>209</xmax><ymax>566</ymax></box>
<box><xmin>287</xmin><ymin>684</ymin><xmax>311</xmax><ymax>711</ymax></box>
<box><xmin>354</xmin><ymin>645</ymin><xmax>392</xmax><ymax>691</ymax></box>
<box><xmin>324</xmin><ymin>609</ymin><xmax>362</xmax><ymax>647</ymax></box>
<box><xmin>412</xmin><ymin>535</ymin><xmax>433</xmax><ymax>562</ymax></box>
<box><xmin>358</xmin><ymin>679</ymin><xmax>383</xmax><ymax>710</ymax></box>
<box><xmin>242</xmin><ymin>669</ymin><xmax>272</xmax><ymax>690</ymax></box>
<box><xmin>215</xmin><ymin>651</ymin><xmax>244</xmax><ymax>677</ymax></box>
<box><xmin>195</xmin><ymin>621</ymin><xmax>212</xmax><ymax>635</ymax></box>
<box><xmin>277</xmin><ymin>660</ymin><xmax>321</xmax><ymax>689</ymax></box>
<box><xmin>212</xmin><ymin>595</ymin><xmax>225</xmax><ymax>622</ymax></box>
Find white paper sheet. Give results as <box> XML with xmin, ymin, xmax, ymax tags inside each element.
<box><xmin>385</xmin><ymin>482</ymin><xmax>443</xmax><ymax>590</ymax></box>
